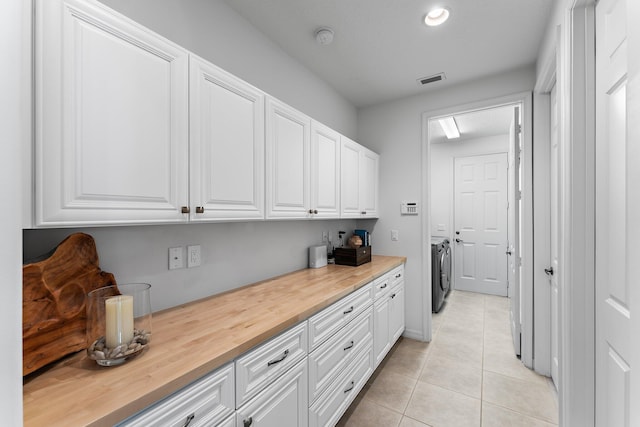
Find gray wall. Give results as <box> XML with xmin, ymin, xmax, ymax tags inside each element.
<box><xmin>23</xmin><ymin>0</ymin><xmax>362</xmax><ymax>313</ymax></box>
<box><xmin>24</xmin><ymin>220</ymin><xmax>357</xmax><ymax>312</ymax></box>
<box><xmin>357</xmin><ymin>66</ymin><xmax>536</xmax><ymax>339</ymax></box>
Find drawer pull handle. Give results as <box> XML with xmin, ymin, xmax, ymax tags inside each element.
<box><xmin>344</xmin><ymin>380</ymin><xmax>355</xmax><ymax>393</ymax></box>
<box><xmin>181</xmin><ymin>206</ymin><xmax>190</xmax><ymax>214</ymax></box>
<box><xmin>343</xmin><ymin>306</ymin><xmax>354</xmax><ymax>314</ymax></box>
<box><xmin>183</xmin><ymin>413</ymin><xmax>195</xmax><ymax>427</ymax></box>
<box><xmin>243</xmin><ymin>417</ymin><xmax>253</xmax><ymax>427</ymax></box>
<box><xmin>380</xmin><ymin>283</ymin><xmax>387</xmax><ymax>289</ymax></box>
<box><xmin>195</xmin><ymin>206</ymin><xmax>205</xmax><ymax>214</ymax></box>
<box><xmin>391</xmin><ymin>293</ymin><xmax>397</xmax><ymax>299</ymax></box>
<box><xmin>267</xmin><ymin>349</ymin><xmax>289</xmax><ymax>366</ymax></box>
<box><xmin>395</xmin><ymin>273</ymin><xmax>402</xmax><ymax>278</ymax></box>
<box><xmin>344</xmin><ymin>340</ymin><xmax>355</xmax><ymax>351</ymax></box>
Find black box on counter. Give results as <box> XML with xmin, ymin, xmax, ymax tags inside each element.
<box><xmin>334</xmin><ymin>246</ymin><xmax>372</xmax><ymax>266</ymax></box>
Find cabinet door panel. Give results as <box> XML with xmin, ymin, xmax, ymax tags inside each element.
<box><xmin>389</xmin><ymin>282</ymin><xmax>405</xmax><ymax>344</ymax></box>
<box><xmin>236</xmin><ymin>359</ymin><xmax>308</xmax><ymax>427</ymax></box>
<box><xmin>340</xmin><ymin>138</ymin><xmax>361</xmax><ymax>218</ymax></box>
<box><xmin>373</xmin><ymin>298</ymin><xmax>391</xmax><ymax>367</ymax></box>
<box><xmin>36</xmin><ymin>0</ymin><xmax>189</xmax><ymax>226</ymax></box>
<box><xmin>266</xmin><ymin>99</ymin><xmax>310</xmax><ymax>218</ymax></box>
<box><xmin>190</xmin><ymin>55</ymin><xmax>265</xmax><ymax>221</ymax></box>
<box><xmin>311</xmin><ymin>121</ymin><xmax>340</xmax><ymax>218</ymax></box>
<box><xmin>360</xmin><ymin>148</ymin><xmax>379</xmax><ymax>218</ymax></box>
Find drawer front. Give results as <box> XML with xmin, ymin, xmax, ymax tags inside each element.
<box><xmin>308</xmin><ymin>283</ymin><xmax>373</xmax><ymax>350</ymax></box>
<box><xmin>309</xmin><ymin>345</ymin><xmax>374</xmax><ymax>427</ymax></box>
<box><xmin>117</xmin><ymin>363</ymin><xmax>234</xmax><ymax>427</ymax></box>
<box><xmin>372</xmin><ymin>274</ymin><xmax>390</xmax><ymax>301</ymax></box>
<box><xmin>389</xmin><ymin>265</ymin><xmax>404</xmax><ymax>288</ymax></box>
<box><xmin>235</xmin><ymin>322</ymin><xmax>307</xmax><ymax>407</ymax></box>
<box><xmin>308</xmin><ymin>307</ymin><xmax>373</xmax><ymax>403</ymax></box>
<box><xmin>236</xmin><ymin>358</ymin><xmax>308</xmax><ymax>427</ymax></box>
<box><xmin>213</xmin><ymin>413</ymin><xmax>235</xmax><ymax>427</ymax></box>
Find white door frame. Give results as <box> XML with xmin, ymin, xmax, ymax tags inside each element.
<box><xmin>421</xmin><ymin>92</ymin><xmax>534</xmax><ymax>369</ymax></box>
<box><xmin>554</xmin><ymin>0</ymin><xmax>596</xmax><ymax>426</ymax></box>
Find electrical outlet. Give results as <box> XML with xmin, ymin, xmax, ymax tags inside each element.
<box><xmin>169</xmin><ymin>247</ymin><xmax>183</xmax><ymax>270</ymax></box>
<box><xmin>187</xmin><ymin>245</ymin><xmax>201</xmax><ymax>268</ymax></box>
<box><xmin>322</xmin><ymin>231</ymin><xmax>328</xmax><ymax>242</ymax></box>
<box><xmin>391</xmin><ymin>230</ymin><xmax>399</xmax><ymax>241</ymax></box>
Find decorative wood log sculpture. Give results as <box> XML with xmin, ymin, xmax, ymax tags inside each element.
<box><xmin>23</xmin><ymin>233</ymin><xmax>116</xmax><ymax>375</ymax></box>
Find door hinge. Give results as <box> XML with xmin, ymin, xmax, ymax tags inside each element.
<box><xmin>516</xmin><ymin>190</ymin><xmax>522</xmax><ymax>200</ymax></box>
<box><xmin>516</xmin><ymin>124</ymin><xmax>522</xmax><ymax>134</ymax></box>
<box><xmin>518</xmin><ymin>257</ymin><xmax>522</xmax><ymax>267</ymax></box>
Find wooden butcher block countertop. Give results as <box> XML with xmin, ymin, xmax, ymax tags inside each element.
<box><xmin>23</xmin><ymin>255</ymin><xmax>406</xmax><ymax>427</ymax></box>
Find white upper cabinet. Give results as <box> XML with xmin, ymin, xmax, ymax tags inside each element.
<box><xmin>189</xmin><ymin>55</ymin><xmax>265</xmax><ymax>222</ymax></box>
<box><xmin>359</xmin><ymin>147</ymin><xmax>379</xmax><ymax>218</ymax></box>
<box><xmin>265</xmin><ymin>98</ymin><xmax>311</xmax><ymax>219</ymax></box>
<box><xmin>310</xmin><ymin>121</ymin><xmax>341</xmax><ymax>218</ymax></box>
<box><xmin>36</xmin><ymin>0</ymin><xmax>189</xmax><ymax>227</ymax></box>
<box><xmin>341</xmin><ymin>137</ymin><xmax>379</xmax><ymax>218</ymax></box>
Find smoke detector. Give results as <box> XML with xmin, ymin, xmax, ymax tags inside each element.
<box><xmin>315</xmin><ymin>27</ymin><xmax>334</xmax><ymax>45</ymax></box>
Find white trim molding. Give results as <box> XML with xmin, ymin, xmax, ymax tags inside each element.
<box><xmin>557</xmin><ymin>0</ymin><xmax>596</xmax><ymax>426</ymax></box>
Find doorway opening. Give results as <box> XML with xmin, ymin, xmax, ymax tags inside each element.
<box><xmin>421</xmin><ymin>92</ymin><xmax>533</xmax><ymax>366</ymax></box>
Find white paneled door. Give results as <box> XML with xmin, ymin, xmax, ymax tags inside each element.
<box><xmin>453</xmin><ymin>153</ymin><xmax>508</xmax><ymax>296</ymax></box>
<box><xmin>507</xmin><ymin>107</ymin><xmax>522</xmax><ymax>356</ymax></box>
<box><xmin>596</xmin><ymin>0</ymin><xmax>636</xmax><ymax>425</ymax></box>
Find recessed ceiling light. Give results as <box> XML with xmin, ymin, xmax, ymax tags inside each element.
<box><xmin>424</xmin><ymin>7</ymin><xmax>450</xmax><ymax>26</ymax></box>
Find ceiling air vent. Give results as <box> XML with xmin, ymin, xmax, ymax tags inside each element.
<box><xmin>417</xmin><ymin>72</ymin><xmax>446</xmax><ymax>86</ymax></box>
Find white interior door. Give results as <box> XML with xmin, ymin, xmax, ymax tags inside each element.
<box><xmin>549</xmin><ymin>84</ymin><xmax>560</xmax><ymax>389</ymax></box>
<box><xmin>596</xmin><ymin>0</ymin><xmax>634</xmax><ymax>424</ymax></box>
<box><xmin>453</xmin><ymin>153</ymin><xmax>508</xmax><ymax>296</ymax></box>
<box><xmin>507</xmin><ymin>107</ymin><xmax>522</xmax><ymax>357</ymax></box>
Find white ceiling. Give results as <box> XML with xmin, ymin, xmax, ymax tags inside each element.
<box><xmin>223</xmin><ymin>0</ymin><xmax>554</xmax><ymax>108</ymax></box>
<box><xmin>429</xmin><ymin>105</ymin><xmax>515</xmax><ymax>145</ymax></box>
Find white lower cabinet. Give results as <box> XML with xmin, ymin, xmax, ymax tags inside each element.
<box><xmin>373</xmin><ymin>296</ymin><xmax>391</xmax><ymax>367</ymax></box>
<box><xmin>308</xmin><ymin>308</ymin><xmax>373</xmax><ymax>403</ymax></box>
<box><xmin>373</xmin><ymin>266</ymin><xmax>406</xmax><ymax>368</ymax></box>
<box><xmin>235</xmin><ymin>323</ymin><xmax>307</xmax><ymax>407</ymax></box>
<box><xmin>389</xmin><ymin>281</ymin><xmax>406</xmax><ymax>344</ymax></box>
<box><xmin>309</xmin><ymin>345</ymin><xmax>374</xmax><ymax>427</ymax></box>
<box><xmin>236</xmin><ymin>358</ymin><xmax>308</xmax><ymax>427</ymax></box>
<box><xmin>117</xmin><ymin>363</ymin><xmax>234</xmax><ymax>427</ymax></box>
<box><xmin>117</xmin><ymin>264</ymin><xmax>404</xmax><ymax>427</ymax></box>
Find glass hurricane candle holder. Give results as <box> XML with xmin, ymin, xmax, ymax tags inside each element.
<box><xmin>86</xmin><ymin>283</ymin><xmax>152</xmax><ymax>366</ymax></box>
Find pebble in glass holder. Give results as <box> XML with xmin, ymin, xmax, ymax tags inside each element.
<box><xmin>86</xmin><ymin>283</ymin><xmax>152</xmax><ymax>366</ymax></box>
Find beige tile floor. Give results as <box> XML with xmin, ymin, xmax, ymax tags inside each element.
<box><xmin>337</xmin><ymin>290</ymin><xmax>558</xmax><ymax>427</ymax></box>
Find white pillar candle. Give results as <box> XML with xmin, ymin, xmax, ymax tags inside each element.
<box><xmin>105</xmin><ymin>295</ymin><xmax>134</xmax><ymax>349</ymax></box>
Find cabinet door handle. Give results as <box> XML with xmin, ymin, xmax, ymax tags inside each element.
<box><xmin>380</xmin><ymin>283</ymin><xmax>387</xmax><ymax>289</ymax></box>
<box><xmin>243</xmin><ymin>417</ymin><xmax>253</xmax><ymax>427</ymax></box>
<box><xmin>343</xmin><ymin>306</ymin><xmax>354</xmax><ymax>314</ymax></box>
<box><xmin>344</xmin><ymin>340</ymin><xmax>355</xmax><ymax>351</ymax></box>
<box><xmin>181</xmin><ymin>206</ymin><xmax>190</xmax><ymax>214</ymax></box>
<box><xmin>182</xmin><ymin>413</ymin><xmax>195</xmax><ymax>427</ymax></box>
<box><xmin>545</xmin><ymin>267</ymin><xmax>554</xmax><ymax>276</ymax></box>
<box><xmin>395</xmin><ymin>273</ymin><xmax>401</xmax><ymax>278</ymax></box>
<box><xmin>309</xmin><ymin>209</ymin><xmax>314</xmax><ymax>214</ymax></box>
<box><xmin>267</xmin><ymin>349</ymin><xmax>289</xmax><ymax>366</ymax></box>
<box><xmin>314</xmin><ymin>209</ymin><xmax>318</xmax><ymax>214</ymax></box>
<box><xmin>195</xmin><ymin>206</ymin><xmax>204</xmax><ymax>214</ymax></box>
<box><xmin>391</xmin><ymin>293</ymin><xmax>397</xmax><ymax>299</ymax></box>
<box><xmin>361</xmin><ymin>211</ymin><xmax>367</xmax><ymax>215</ymax></box>
<box><xmin>344</xmin><ymin>380</ymin><xmax>355</xmax><ymax>393</ymax></box>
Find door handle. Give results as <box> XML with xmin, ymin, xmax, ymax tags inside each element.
<box><xmin>506</xmin><ymin>250</ymin><xmax>512</xmax><ymax>255</ymax></box>
<box><xmin>455</xmin><ymin>238</ymin><xmax>463</xmax><ymax>243</ymax></box>
<box><xmin>545</xmin><ymin>267</ymin><xmax>554</xmax><ymax>276</ymax></box>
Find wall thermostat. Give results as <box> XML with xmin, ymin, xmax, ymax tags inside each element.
<box><xmin>401</xmin><ymin>201</ymin><xmax>419</xmax><ymax>215</ymax></box>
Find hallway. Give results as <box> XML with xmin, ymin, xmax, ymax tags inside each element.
<box><xmin>338</xmin><ymin>290</ymin><xmax>558</xmax><ymax>426</ymax></box>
